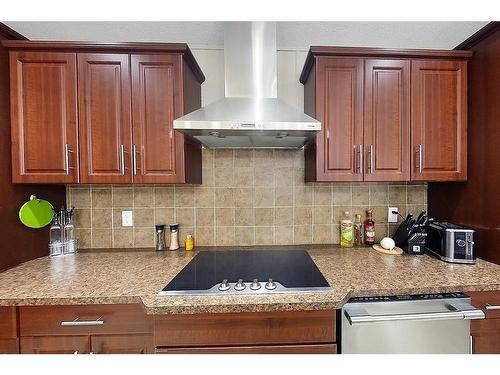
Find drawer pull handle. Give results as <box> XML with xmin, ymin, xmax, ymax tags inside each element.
<box><xmin>61</xmin><ymin>317</ymin><xmax>104</xmax><ymax>326</ymax></box>
<box><xmin>485</xmin><ymin>304</ymin><xmax>500</xmax><ymax>310</ymax></box>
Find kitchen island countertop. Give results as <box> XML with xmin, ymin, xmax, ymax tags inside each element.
<box><xmin>0</xmin><ymin>246</ymin><xmax>499</xmax><ymax>314</ymax></box>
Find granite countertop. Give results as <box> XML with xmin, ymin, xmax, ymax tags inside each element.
<box><xmin>0</xmin><ymin>246</ymin><xmax>500</xmax><ymax>314</ymax></box>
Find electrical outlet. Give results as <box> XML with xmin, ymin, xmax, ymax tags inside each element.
<box><xmin>388</xmin><ymin>207</ymin><xmax>399</xmax><ymax>223</ymax></box>
<box><xmin>122</xmin><ymin>210</ymin><xmax>133</xmax><ymax>227</ymax></box>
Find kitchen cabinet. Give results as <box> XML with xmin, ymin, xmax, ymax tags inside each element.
<box><xmin>411</xmin><ymin>59</ymin><xmax>468</xmax><ymax>181</ymax></box>
<box><xmin>21</xmin><ymin>335</ymin><xmax>90</xmax><ymax>354</ymax></box>
<box><xmin>4</xmin><ymin>41</ymin><xmax>205</xmax><ymax>185</ymax></box>
<box><xmin>154</xmin><ymin>310</ymin><xmax>337</xmax><ymax>354</ymax></box>
<box><xmin>468</xmin><ymin>290</ymin><xmax>500</xmax><ymax>354</ymax></box>
<box><xmin>78</xmin><ymin>53</ymin><xmax>132</xmax><ymax>184</ymax></box>
<box><xmin>0</xmin><ymin>306</ymin><xmax>18</xmax><ymax>353</ymax></box>
<box><xmin>301</xmin><ymin>47</ymin><xmax>471</xmax><ymax>183</ymax></box>
<box><xmin>9</xmin><ymin>51</ymin><xmax>79</xmax><ymax>183</ymax></box>
<box><xmin>91</xmin><ymin>334</ymin><xmax>153</xmax><ymax>354</ymax></box>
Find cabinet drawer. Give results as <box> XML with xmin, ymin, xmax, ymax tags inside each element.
<box><xmin>91</xmin><ymin>334</ymin><xmax>153</xmax><ymax>354</ymax></box>
<box><xmin>0</xmin><ymin>306</ymin><xmax>17</xmax><ymax>338</ymax></box>
<box><xmin>20</xmin><ymin>304</ymin><xmax>152</xmax><ymax>336</ymax></box>
<box><xmin>468</xmin><ymin>290</ymin><xmax>500</xmax><ymax>319</ymax></box>
<box><xmin>157</xmin><ymin>343</ymin><xmax>337</xmax><ymax>354</ymax></box>
<box><xmin>0</xmin><ymin>339</ymin><xmax>19</xmax><ymax>354</ymax></box>
<box><xmin>154</xmin><ymin>310</ymin><xmax>336</xmax><ymax>347</ymax></box>
<box><xmin>21</xmin><ymin>335</ymin><xmax>90</xmax><ymax>354</ymax></box>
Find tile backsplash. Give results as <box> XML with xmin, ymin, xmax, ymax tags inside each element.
<box><xmin>67</xmin><ymin>149</ymin><xmax>427</xmax><ymax>249</ymax></box>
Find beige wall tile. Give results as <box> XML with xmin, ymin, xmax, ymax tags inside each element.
<box><xmin>235</xmin><ymin>226</ymin><xmax>254</xmax><ymax>246</ymax></box>
<box><xmin>74</xmin><ymin>209</ymin><xmax>91</xmax><ymax>228</ymax></box>
<box><xmin>92</xmin><ymin>209</ymin><xmax>112</xmax><ymax>228</ymax></box>
<box><xmin>294</xmin><ymin>207</ymin><xmax>312</xmax><ymax>225</ymax></box>
<box><xmin>313</xmin><ymin>225</ymin><xmax>332</xmax><ymax>244</ymax></box>
<box><xmin>313</xmin><ymin>185</ymin><xmax>331</xmax><ymax>206</ymax></box>
<box><xmin>70</xmin><ymin>187</ymin><xmax>91</xmax><ymax>208</ymax></box>
<box><xmin>195</xmin><ymin>187</ymin><xmax>215</xmax><ymax>207</ymax></box>
<box><xmin>275</xmin><ymin>207</ymin><xmax>293</xmax><ymax>226</ymax></box>
<box><xmin>275</xmin><ymin>226</ymin><xmax>293</xmax><ymax>245</ymax></box>
<box><xmin>215</xmin><ymin>226</ymin><xmax>235</xmax><ymax>246</ymax></box>
<box><xmin>134</xmin><ymin>228</ymin><xmax>154</xmax><ymax>248</ymax></box>
<box><xmin>275</xmin><ymin>167</ymin><xmax>294</xmax><ymax>187</ymax></box>
<box><xmin>112</xmin><ymin>187</ymin><xmax>133</xmax><ymax>207</ymax></box>
<box><xmin>202</xmin><ymin>148</ymin><xmax>214</xmax><ymax>166</ymax></box>
<box><xmin>201</xmin><ymin>168</ymin><xmax>214</xmax><ymax>187</ymax></box>
<box><xmin>313</xmin><ymin>206</ymin><xmax>331</xmax><ymax>225</ymax></box>
<box><xmin>389</xmin><ymin>186</ymin><xmax>406</xmax><ymax>204</ymax></box>
<box><xmin>274</xmin><ymin>149</ymin><xmax>295</xmax><ymax>167</ymax></box>
<box><xmin>215</xmin><ymin>188</ymin><xmax>234</xmax><ymax>207</ymax></box>
<box><xmin>254</xmin><ymin>149</ymin><xmax>274</xmax><ymax>168</ymax></box>
<box><xmin>155</xmin><ymin>208</ymin><xmax>174</xmax><ymax>225</ymax></box>
<box><xmin>254</xmin><ymin>188</ymin><xmax>274</xmax><ymax>207</ymax></box>
<box><xmin>174</xmin><ymin>186</ymin><xmax>194</xmax><ymax>207</ymax></box>
<box><xmin>275</xmin><ymin>186</ymin><xmax>293</xmax><ymax>206</ymax></box>
<box><xmin>196</xmin><ymin>208</ymin><xmax>215</xmax><ymax>226</ymax></box>
<box><xmin>92</xmin><ymin>188</ymin><xmax>112</xmax><ymax>208</ymax></box>
<box><xmin>370</xmin><ymin>206</ymin><xmax>388</xmax><ymax>224</ymax></box>
<box><xmin>214</xmin><ymin>167</ymin><xmax>234</xmax><ymax>187</ymax></box>
<box><xmin>255</xmin><ymin>226</ymin><xmax>274</xmax><ymax>245</ymax></box>
<box><xmin>195</xmin><ymin>226</ymin><xmax>215</xmax><ymax>246</ymax></box>
<box><xmin>294</xmin><ymin>168</ymin><xmax>305</xmax><ymax>185</ymax></box>
<box><xmin>333</xmin><ymin>185</ymin><xmax>351</xmax><ymax>205</ymax></box>
<box><xmin>134</xmin><ymin>208</ymin><xmax>154</xmax><ymax>227</ymax></box>
<box><xmin>352</xmin><ymin>186</ymin><xmax>369</xmax><ymax>206</ymax></box>
<box><xmin>254</xmin><ymin>168</ymin><xmax>274</xmax><ymax>187</ymax></box>
<box><xmin>93</xmin><ymin>229</ymin><xmax>112</xmax><ymax>248</ymax></box>
<box><xmin>332</xmin><ymin>225</ymin><xmax>340</xmax><ymax>243</ymax></box>
<box><xmin>235</xmin><ymin>208</ymin><xmax>254</xmax><ymax>226</ymax></box>
<box><xmin>370</xmin><ymin>185</ymin><xmax>388</xmax><ymax>205</ymax></box>
<box><xmin>134</xmin><ymin>187</ymin><xmax>153</xmax><ymax>207</ymax></box>
<box><xmin>75</xmin><ymin>229</ymin><xmax>91</xmax><ymax>249</ymax></box>
<box><xmin>235</xmin><ymin>149</ymin><xmax>253</xmax><ymax>167</ymax></box>
<box><xmin>234</xmin><ymin>188</ymin><xmax>253</xmax><ymax>207</ymax></box>
<box><xmin>178</xmin><ymin>226</ymin><xmax>194</xmax><ymax>247</ymax></box>
<box><xmin>154</xmin><ymin>186</ymin><xmax>174</xmax><ymax>207</ymax></box>
<box><xmin>234</xmin><ymin>167</ymin><xmax>254</xmax><ymax>187</ymax></box>
<box><xmin>214</xmin><ymin>149</ymin><xmax>233</xmax><ymax>168</ymax></box>
<box><xmin>113</xmin><ymin>229</ymin><xmax>133</xmax><ymax>248</ymax></box>
<box><xmin>407</xmin><ymin>185</ymin><xmax>426</xmax><ymax>204</ymax></box>
<box><xmin>255</xmin><ymin>208</ymin><xmax>274</xmax><ymax>226</ymax></box>
<box><xmin>215</xmin><ymin>208</ymin><xmax>235</xmax><ymax>226</ymax></box>
<box><xmin>176</xmin><ymin>207</ymin><xmax>195</xmax><ymax>227</ymax></box>
<box><xmin>294</xmin><ymin>185</ymin><xmax>313</xmax><ymax>206</ymax></box>
<box><xmin>294</xmin><ymin>225</ymin><xmax>312</xmax><ymax>244</ymax></box>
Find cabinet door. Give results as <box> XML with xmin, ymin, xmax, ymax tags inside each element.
<box><xmin>10</xmin><ymin>51</ymin><xmax>78</xmax><ymax>183</ymax></box>
<box><xmin>157</xmin><ymin>343</ymin><xmax>337</xmax><ymax>354</ymax></box>
<box><xmin>131</xmin><ymin>54</ymin><xmax>183</xmax><ymax>183</ymax></box>
<box><xmin>315</xmin><ymin>57</ymin><xmax>364</xmax><ymax>181</ymax></box>
<box><xmin>21</xmin><ymin>336</ymin><xmax>90</xmax><ymax>354</ymax></box>
<box><xmin>411</xmin><ymin>59</ymin><xmax>467</xmax><ymax>181</ymax></box>
<box><xmin>91</xmin><ymin>334</ymin><xmax>153</xmax><ymax>354</ymax></box>
<box><xmin>364</xmin><ymin>59</ymin><xmax>410</xmax><ymax>181</ymax></box>
<box><xmin>78</xmin><ymin>53</ymin><xmax>132</xmax><ymax>183</ymax></box>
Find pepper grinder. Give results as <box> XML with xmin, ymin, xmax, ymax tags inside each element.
<box><xmin>169</xmin><ymin>223</ymin><xmax>179</xmax><ymax>251</ymax></box>
<box><xmin>155</xmin><ymin>224</ymin><xmax>166</xmax><ymax>251</ymax></box>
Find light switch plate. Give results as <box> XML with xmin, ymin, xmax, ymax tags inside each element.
<box><xmin>388</xmin><ymin>207</ymin><xmax>399</xmax><ymax>223</ymax></box>
<box><xmin>122</xmin><ymin>210</ymin><xmax>133</xmax><ymax>227</ymax></box>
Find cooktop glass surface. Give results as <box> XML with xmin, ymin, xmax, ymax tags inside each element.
<box><xmin>162</xmin><ymin>250</ymin><xmax>330</xmax><ymax>292</ymax></box>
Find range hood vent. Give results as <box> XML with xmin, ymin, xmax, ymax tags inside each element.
<box><xmin>173</xmin><ymin>22</ymin><xmax>320</xmax><ymax>148</ymax></box>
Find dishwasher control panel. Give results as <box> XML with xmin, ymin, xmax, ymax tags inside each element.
<box><xmin>348</xmin><ymin>292</ymin><xmax>467</xmax><ymax>303</ymax></box>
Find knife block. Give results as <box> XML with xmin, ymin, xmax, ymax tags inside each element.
<box><xmin>392</xmin><ymin>222</ymin><xmax>426</xmax><ymax>255</ymax></box>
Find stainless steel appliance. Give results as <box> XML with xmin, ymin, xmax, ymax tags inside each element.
<box><xmin>426</xmin><ymin>221</ymin><xmax>475</xmax><ymax>264</ymax></box>
<box><xmin>341</xmin><ymin>293</ymin><xmax>485</xmax><ymax>354</ymax></box>
<box><xmin>173</xmin><ymin>22</ymin><xmax>321</xmax><ymax>148</ymax></box>
<box><xmin>158</xmin><ymin>250</ymin><xmax>332</xmax><ymax>296</ymax></box>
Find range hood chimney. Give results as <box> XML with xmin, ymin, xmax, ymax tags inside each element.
<box><xmin>173</xmin><ymin>22</ymin><xmax>321</xmax><ymax>148</ymax></box>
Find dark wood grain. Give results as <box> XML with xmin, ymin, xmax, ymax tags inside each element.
<box><xmin>157</xmin><ymin>343</ymin><xmax>337</xmax><ymax>354</ymax></box>
<box><xmin>310</xmin><ymin>56</ymin><xmax>364</xmax><ymax>182</ymax></box>
<box><xmin>78</xmin><ymin>53</ymin><xmax>132</xmax><ymax>183</ymax></box>
<box><xmin>21</xmin><ymin>335</ymin><xmax>90</xmax><ymax>354</ymax></box>
<box><xmin>363</xmin><ymin>59</ymin><xmax>410</xmax><ymax>181</ymax></box>
<box><xmin>0</xmin><ymin>306</ymin><xmax>17</xmax><ymax>338</ymax></box>
<box><xmin>428</xmin><ymin>27</ymin><xmax>500</xmax><ymax>265</ymax></box>
<box><xmin>411</xmin><ymin>59</ymin><xmax>467</xmax><ymax>181</ymax></box>
<box><xmin>0</xmin><ymin>339</ymin><xmax>19</xmax><ymax>353</ymax></box>
<box><xmin>91</xmin><ymin>334</ymin><xmax>153</xmax><ymax>354</ymax></box>
<box><xmin>468</xmin><ymin>290</ymin><xmax>500</xmax><ymax>354</ymax></box>
<box><xmin>19</xmin><ymin>304</ymin><xmax>153</xmax><ymax>336</ymax></box>
<box><xmin>0</xmin><ymin>29</ymin><xmax>66</xmax><ymax>271</ymax></box>
<box><xmin>455</xmin><ymin>22</ymin><xmax>500</xmax><ymax>50</ymax></box>
<box><xmin>154</xmin><ymin>310</ymin><xmax>336</xmax><ymax>347</ymax></box>
<box><xmin>10</xmin><ymin>51</ymin><xmax>79</xmax><ymax>183</ymax></box>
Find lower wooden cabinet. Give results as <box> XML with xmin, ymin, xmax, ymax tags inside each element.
<box><xmin>91</xmin><ymin>334</ymin><xmax>153</xmax><ymax>354</ymax></box>
<box><xmin>0</xmin><ymin>339</ymin><xmax>19</xmax><ymax>354</ymax></box>
<box><xmin>157</xmin><ymin>344</ymin><xmax>337</xmax><ymax>354</ymax></box>
<box><xmin>21</xmin><ymin>335</ymin><xmax>90</xmax><ymax>354</ymax></box>
<box><xmin>0</xmin><ymin>306</ymin><xmax>18</xmax><ymax>353</ymax></box>
<box><xmin>469</xmin><ymin>290</ymin><xmax>500</xmax><ymax>354</ymax></box>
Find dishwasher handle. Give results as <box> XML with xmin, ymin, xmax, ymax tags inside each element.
<box><xmin>344</xmin><ymin>301</ymin><xmax>485</xmax><ymax>325</ymax></box>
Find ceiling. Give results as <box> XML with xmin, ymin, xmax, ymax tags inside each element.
<box><xmin>4</xmin><ymin>21</ymin><xmax>487</xmax><ymax>50</ymax></box>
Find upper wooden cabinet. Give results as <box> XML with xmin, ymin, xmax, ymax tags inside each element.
<box><xmin>411</xmin><ymin>59</ymin><xmax>467</xmax><ymax>181</ymax></box>
<box><xmin>9</xmin><ymin>51</ymin><xmax>79</xmax><ymax>183</ymax></box>
<box><xmin>78</xmin><ymin>53</ymin><xmax>132</xmax><ymax>184</ymax></box>
<box><xmin>4</xmin><ymin>41</ymin><xmax>205</xmax><ymax>184</ymax></box>
<box><xmin>301</xmin><ymin>47</ymin><xmax>471</xmax><ymax>183</ymax></box>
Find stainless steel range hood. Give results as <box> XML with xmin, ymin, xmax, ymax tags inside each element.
<box><xmin>173</xmin><ymin>22</ymin><xmax>321</xmax><ymax>148</ymax></box>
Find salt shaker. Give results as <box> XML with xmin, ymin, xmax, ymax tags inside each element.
<box><xmin>169</xmin><ymin>224</ymin><xmax>179</xmax><ymax>251</ymax></box>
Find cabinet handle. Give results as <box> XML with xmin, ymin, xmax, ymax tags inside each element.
<box><xmin>65</xmin><ymin>144</ymin><xmax>75</xmax><ymax>175</ymax></box>
<box><xmin>132</xmin><ymin>144</ymin><xmax>141</xmax><ymax>176</ymax></box>
<box><xmin>61</xmin><ymin>317</ymin><xmax>104</xmax><ymax>326</ymax></box>
<box><xmin>74</xmin><ymin>351</ymin><xmax>78</xmax><ymax>354</ymax></box>
<box><xmin>359</xmin><ymin>145</ymin><xmax>364</xmax><ymax>175</ymax></box>
<box><xmin>485</xmin><ymin>304</ymin><xmax>500</xmax><ymax>310</ymax></box>
<box><xmin>120</xmin><ymin>145</ymin><xmax>126</xmax><ymax>175</ymax></box>
<box><xmin>470</xmin><ymin>335</ymin><xmax>473</xmax><ymax>354</ymax></box>
<box><xmin>367</xmin><ymin>145</ymin><xmax>374</xmax><ymax>174</ymax></box>
<box><xmin>416</xmin><ymin>144</ymin><xmax>423</xmax><ymax>173</ymax></box>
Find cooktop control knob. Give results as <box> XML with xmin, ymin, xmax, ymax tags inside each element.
<box><xmin>250</xmin><ymin>278</ymin><xmax>261</xmax><ymax>290</ymax></box>
<box><xmin>265</xmin><ymin>278</ymin><xmax>277</xmax><ymax>290</ymax></box>
<box><xmin>218</xmin><ymin>279</ymin><xmax>230</xmax><ymax>291</ymax></box>
<box><xmin>234</xmin><ymin>279</ymin><xmax>246</xmax><ymax>291</ymax></box>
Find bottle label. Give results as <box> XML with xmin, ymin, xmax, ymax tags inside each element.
<box><xmin>341</xmin><ymin>222</ymin><xmax>353</xmax><ymax>241</ymax></box>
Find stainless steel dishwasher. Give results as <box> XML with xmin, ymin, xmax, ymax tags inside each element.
<box><xmin>341</xmin><ymin>292</ymin><xmax>485</xmax><ymax>354</ymax></box>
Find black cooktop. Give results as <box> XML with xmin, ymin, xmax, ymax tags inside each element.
<box><xmin>160</xmin><ymin>250</ymin><xmax>331</xmax><ymax>295</ymax></box>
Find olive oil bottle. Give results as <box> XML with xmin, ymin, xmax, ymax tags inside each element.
<box><xmin>340</xmin><ymin>211</ymin><xmax>354</xmax><ymax>248</ymax></box>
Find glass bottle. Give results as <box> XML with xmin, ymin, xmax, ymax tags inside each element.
<box><xmin>354</xmin><ymin>214</ymin><xmax>363</xmax><ymax>246</ymax></box>
<box><xmin>364</xmin><ymin>209</ymin><xmax>376</xmax><ymax>246</ymax></box>
<box><xmin>49</xmin><ymin>214</ymin><xmax>63</xmax><ymax>257</ymax></box>
<box><xmin>64</xmin><ymin>208</ymin><xmax>77</xmax><ymax>254</ymax></box>
<box><xmin>155</xmin><ymin>225</ymin><xmax>166</xmax><ymax>251</ymax></box>
<box><xmin>169</xmin><ymin>224</ymin><xmax>180</xmax><ymax>251</ymax></box>
<box><xmin>340</xmin><ymin>211</ymin><xmax>354</xmax><ymax>248</ymax></box>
